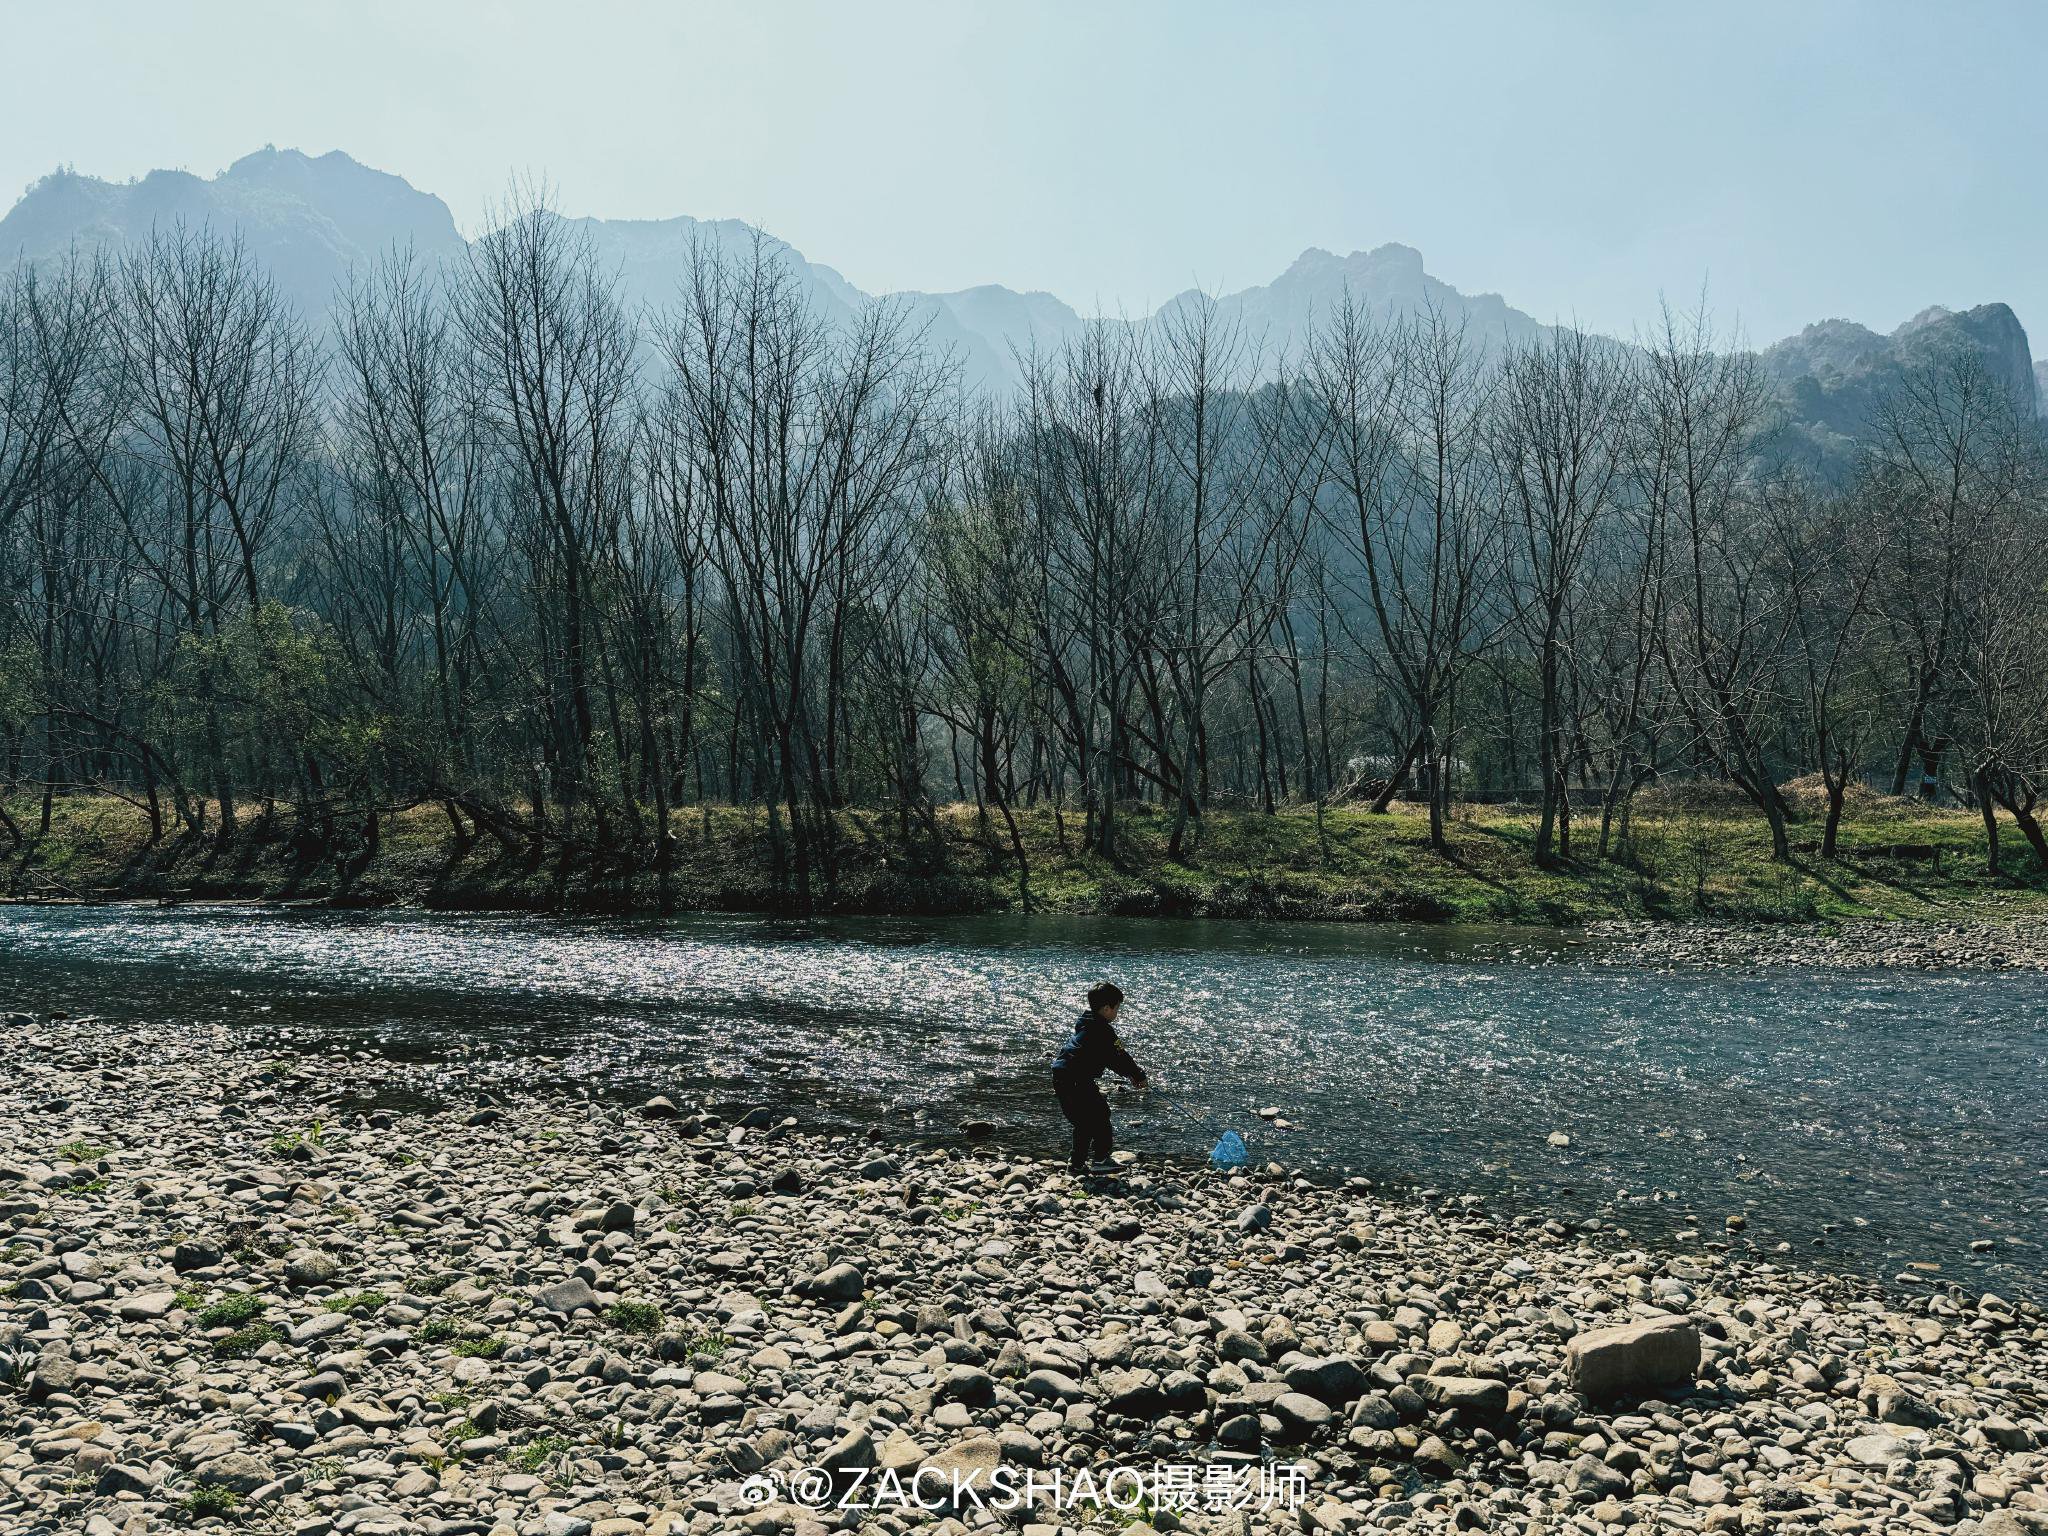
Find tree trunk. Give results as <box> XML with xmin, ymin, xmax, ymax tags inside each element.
<box><xmin>1821</xmin><ymin>782</ymin><xmax>1845</xmax><ymax>860</ymax></box>
<box><xmin>1976</xmin><ymin>767</ymin><xmax>2000</xmax><ymax>876</ymax></box>
<box><xmin>1369</xmin><ymin>730</ymin><xmax>1424</xmax><ymax>815</ymax></box>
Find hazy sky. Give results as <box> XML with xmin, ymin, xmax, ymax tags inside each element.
<box><xmin>4</xmin><ymin>0</ymin><xmax>2043</xmax><ymax>343</ymax></box>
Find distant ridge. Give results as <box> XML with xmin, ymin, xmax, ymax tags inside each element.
<box><xmin>3</xmin><ymin>147</ymin><xmax>2037</xmax><ymax>444</ymax></box>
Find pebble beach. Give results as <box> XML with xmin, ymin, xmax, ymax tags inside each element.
<box><xmin>3</xmin><ymin>1011</ymin><xmax>2045</xmax><ymax>1536</ymax></box>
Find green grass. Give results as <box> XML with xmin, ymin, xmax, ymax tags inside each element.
<box><xmin>415</xmin><ymin>1317</ymin><xmax>461</xmax><ymax>1345</ymax></box>
<box><xmin>669</xmin><ymin>1328</ymin><xmax>729</xmax><ymax>1360</ymax></box>
<box><xmin>195</xmin><ymin>1293</ymin><xmax>267</xmax><ymax>1328</ymax></box>
<box><xmin>322</xmin><ymin>1290</ymin><xmax>387</xmax><ymax>1314</ymax></box>
<box><xmin>8</xmin><ymin>787</ymin><xmax>2047</xmax><ymax>928</ymax></box>
<box><xmin>180</xmin><ymin>1482</ymin><xmax>243</xmax><ymax>1520</ymax></box>
<box><xmin>54</xmin><ymin>1139</ymin><xmax>107</xmax><ymax>1163</ymax></box>
<box><xmin>508</xmin><ymin>1433</ymin><xmax>572</xmax><ymax>1473</ymax></box>
<box><xmin>212</xmin><ymin>1321</ymin><xmax>284</xmax><ymax>1358</ymax></box>
<box><xmin>450</xmin><ymin>1334</ymin><xmax>507</xmax><ymax>1359</ymax></box>
<box><xmin>606</xmin><ymin>1301</ymin><xmax>663</xmax><ymax>1334</ymax></box>
<box><xmin>268</xmin><ymin>1120</ymin><xmax>328</xmax><ymax>1156</ymax></box>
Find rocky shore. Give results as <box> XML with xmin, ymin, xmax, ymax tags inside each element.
<box><xmin>3</xmin><ymin>1014</ymin><xmax>2045</xmax><ymax>1536</ymax></box>
<box><xmin>1588</xmin><ymin>916</ymin><xmax>2048</xmax><ymax>971</ymax></box>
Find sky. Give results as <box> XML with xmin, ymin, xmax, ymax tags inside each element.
<box><xmin>3</xmin><ymin>0</ymin><xmax>2044</xmax><ymax>345</ymax></box>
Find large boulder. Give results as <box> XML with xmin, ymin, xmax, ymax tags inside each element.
<box><xmin>1564</xmin><ymin>1313</ymin><xmax>1700</xmax><ymax>1400</ymax></box>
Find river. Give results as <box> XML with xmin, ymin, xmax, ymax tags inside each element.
<box><xmin>3</xmin><ymin>903</ymin><xmax>2042</xmax><ymax>1298</ymax></box>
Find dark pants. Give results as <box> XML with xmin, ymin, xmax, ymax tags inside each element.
<box><xmin>1053</xmin><ymin>1071</ymin><xmax>1112</xmax><ymax>1171</ymax></box>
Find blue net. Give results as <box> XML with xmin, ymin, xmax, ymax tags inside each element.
<box><xmin>1210</xmin><ymin>1129</ymin><xmax>1249</xmax><ymax>1169</ymax></box>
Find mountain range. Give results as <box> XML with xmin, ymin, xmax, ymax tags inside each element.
<box><xmin>3</xmin><ymin>147</ymin><xmax>2040</xmax><ymax>471</ymax></box>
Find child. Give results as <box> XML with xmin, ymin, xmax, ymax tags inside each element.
<box><xmin>1050</xmin><ymin>982</ymin><xmax>1148</xmax><ymax>1174</ymax></box>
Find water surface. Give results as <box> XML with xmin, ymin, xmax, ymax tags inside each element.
<box><xmin>3</xmin><ymin>904</ymin><xmax>2041</xmax><ymax>1298</ymax></box>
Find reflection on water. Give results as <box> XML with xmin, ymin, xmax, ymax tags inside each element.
<box><xmin>3</xmin><ymin>904</ymin><xmax>2043</xmax><ymax>1297</ymax></box>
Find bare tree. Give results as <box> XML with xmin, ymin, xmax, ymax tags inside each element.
<box><xmin>1763</xmin><ymin>475</ymin><xmax>1886</xmax><ymax>858</ymax></box>
<box><xmin>1312</xmin><ymin>298</ymin><xmax>1503</xmax><ymax>851</ymax></box>
<box><xmin>1491</xmin><ymin>323</ymin><xmax>1632</xmax><ymax>863</ymax></box>
<box><xmin>455</xmin><ymin>188</ymin><xmax>637</xmax><ymax>848</ymax></box>
<box><xmin>1635</xmin><ymin>301</ymin><xmax>1792</xmax><ymax>859</ymax></box>
<box><xmin>1869</xmin><ymin>345</ymin><xmax>2031</xmax><ymax>799</ymax></box>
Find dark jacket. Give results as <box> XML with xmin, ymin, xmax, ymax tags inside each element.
<box><xmin>1051</xmin><ymin>1010</ymin><xmax>1144</xmax><ymax>1084</ymax></box>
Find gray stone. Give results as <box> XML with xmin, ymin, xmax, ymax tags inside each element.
<box><xmin>1563</xmin><ymin>1313</ymin><xmax>1700</xmax><ymax>1399</ymax></box>
<box><xmin>1416</xmin><ymin>1375</ymin><xmax>1510</xmax><ymax>1418</ymax></box>
<box><xmin>937</xmin><ymin>1364</ymin><xmax>995</xmax><ymax>1406</ymax></box>
<box><xmin>802</xmin><ymin>1262</ymin><xmax>865</xmax><ymax>1302</ymax></box>
<box><xmin>172</xmin><ymin>1240</ymin><xmax>222</xmax><ymax>1272</ymax></box>
<box><xmin>1269</xmin><ymin>1391</ymin><xmax>1334</xmax><ymax>1441</ymax></box>
<box><xmin>1844</xmin><ymin>1431</ymin><xmax>1918</xmax><ymax>1466</ymax></box>
<box><xmin>1283</xmin><ymin>1354</ymin><xmax>1370</xmax><ymax>1405</ymax></box>
<box><xmin>1019</xmin><ymin>1368</ymin><xmax>1085</xmax><ymax>1403</ymax></box>
<box><xmin>284</xmin><ymin>1247</ymin><xmax>340</xmax><ymax>1287</ymax></box>
<box><xmin>535</xmin><ymin>1276</ymin><xmax>602</xmax><ymax>1314</ymax></box>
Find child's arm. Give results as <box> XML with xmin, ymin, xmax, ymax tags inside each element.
<box><xmin>1107</xmin><ymin>1033</ymin><xmax>1147</xmax><ymax>1087</ymax></box>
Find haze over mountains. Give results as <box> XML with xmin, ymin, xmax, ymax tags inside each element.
<box><xmin>3</xmin><ymin>146</ymin><xmax>2039</xmax><ymax>466</ymax></box>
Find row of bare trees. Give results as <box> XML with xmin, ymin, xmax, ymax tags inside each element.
<box><xmin>5</xmin><ymin>202</ymin><xmax>2047</xmax><ymax>904</ymax></box>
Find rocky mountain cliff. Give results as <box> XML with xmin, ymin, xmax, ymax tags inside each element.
<box><xmin>1761</xmin><ymin>302</ymin><xmax>2041</xmax><ymax>472</ymax></box>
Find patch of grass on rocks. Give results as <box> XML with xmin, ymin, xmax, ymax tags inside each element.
<box><xmin>605</xmin><ymin>1300</ymin><xmax>662</xmax><ymax>1334</ymax></box>
<box><xmin>667</xmin><ymin>1327</ymin><xmax>729</xmax><ymax>1360</ymax></box>
<box><xmin>268</xmin><ymin>1120</ymin><xmax>329</xmax><ymax>1156</ymax></box>
<box><xmin>179</xmin><ymin>1481</ymin><xmax>243</xmax><ymax>1521</ymax></box>
<box><xmin>507</xmin><ymin>1433</ymin><xmax>571</xmax><ymax>1473</ymax></box>
<box><xmin>321</xmin><ymin>1290</ymin><xmax>387</xmax><ymax>1314</ymax></box>
<box><xmin>212</xmin><ymin>1321</ymin><xmax>284</xmax><ymax>1358</ymax></box>
<box><xmin>449</xmin><ymin>1334</ymin><xmax>506</xmax><ymax>1360</ymax></box>
<box><xmin>194</xmin><ymin>1292</ymin><xmax>267</xmax><ymax>1329</ymax></box>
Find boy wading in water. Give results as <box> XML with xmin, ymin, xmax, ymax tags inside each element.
<box><xmin>1051</xmin><ymin>983</ymin><xmax>1148</xmax><ymax>1174</ymax></box>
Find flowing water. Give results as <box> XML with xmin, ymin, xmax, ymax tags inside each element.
<box><xmin>3</xmin><ymin>904</ymin><xmax>2042</xmax><ymax>1298</ymax></box>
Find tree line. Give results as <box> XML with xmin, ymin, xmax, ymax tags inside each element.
<box><xmin>4</xmin><ymin>197</ymin><xmax>2046</xmax><ymax>907</ymax></box>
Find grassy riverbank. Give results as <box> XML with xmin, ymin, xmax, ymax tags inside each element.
<box><xmin>5</xmin><ymin>786</ymin><xmax>2048</xmax><ymax>925</ymax></box>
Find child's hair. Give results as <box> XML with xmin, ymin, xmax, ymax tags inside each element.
<box><xmin>1087</xmin><ymin>982</ymin><xmax>1125</xmax><ymax>1012</ymax></box>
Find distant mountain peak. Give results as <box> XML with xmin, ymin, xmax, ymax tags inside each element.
<box><xmin>3</xmin><ymin>146</ymin><xmax>2037</xmax><ymax>434</ymax></box>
